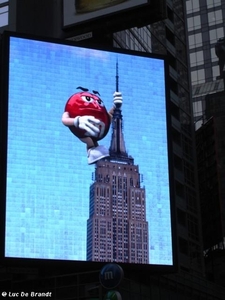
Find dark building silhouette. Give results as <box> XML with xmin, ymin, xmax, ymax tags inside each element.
<box><xmin>196</xmin><ymin>88</ymin><xmax>225</xmax><ymax>287</ymax></box>
<box><xmin>196</xmin><ymin>117</ymin><xmax>223</xmax><ymax>250</ymax></box>
<box><xmin>87</xmin><ymin>69</ymin><xmax>149</xmax><ymax>263</ymax></box>
<box><xmin>215</xmin><ymin>37</ymin><xmax>225</xmax><ymax>80</ymax></box>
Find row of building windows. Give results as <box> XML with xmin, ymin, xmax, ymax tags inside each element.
<box><xmin>191</xmin><ymin>65</ymin><xmax>221</xmax><ymax>85</ymax></box>
<box><xmin>186</xmin><ymin>0</ymin><xmax>222</xmax><ymax>13</ymax></box>
<box><xmin>188</xmin><ymin>10</ymin><xmax>223</xmax><ymax>31</ymax></box>
<box><xmin>187</xmin><ymin>0</ymin><xmax>224</xmax><ymax>85</ymax></box>
<box><xmin>190</xmin><ymin>47</ymin><xmax>224</xmax><ymax>69</ymax></box>
<box><xmin>189</xmin><ymin>27</ymin><xmax>224</xmax><ymax>50</ymax></box>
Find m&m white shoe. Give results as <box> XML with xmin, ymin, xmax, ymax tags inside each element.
<box><xmin>87</xmin><ymin>145</ymin><xmax>109</xmax><ymax>165</ymax></box>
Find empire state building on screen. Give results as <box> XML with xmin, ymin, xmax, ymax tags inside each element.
<box><xmin>87</xmin><ymin>69</ymin><xmax>149</xmax><ymax>264</ymax></box>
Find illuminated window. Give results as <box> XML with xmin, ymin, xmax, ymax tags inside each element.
<box><xmin>212</xmin><ymin>65</ymin><xmax>220</xmax><ymax>79</ymax></box>
<box><xmin>208</xmin><ymin>10</ymin><xmax>223</xmax><ymax>26</ymax></box>
<box><xmin>191</xmin><ymin>69</ymin><xmax>205</xmax><ymax>84</ymax></box>
<box><xmin>190</xmin><ymin>51</ymin><xmax>204</xmax><ymax>67</ymax></box>
<box><xmin>193</xmin><ymin>101</ymin><xmax>203</xmax><ymax>117</ymax></box>
<box><xmin>209</xmin><ymin>27</ymin><xmax>224</xmax><ymax>43</ymax></box>
<box><xmin>206</xmin><ymin>0</ymin><xmax>221</xmax><ymax>8</ymax></box>
<box><xmin>188</xmin><ymin>33</ymin><xmax>202</xmax><ymax>49</ymax></box>
<box><xmin>0</xmin><ymin>1</ymin><xmax>8</xmax><ymax>27</ymax></box>
<box><xmin>186</xmin><ymin>0</ymin><xmax>200</xmax><ymax>13</ymax></box>
<box><xmin>187</xmin><ymin>15</ymin><xmax>201</xmax><ymax>31</ymax></box>
<box><xmin>211</xmin><ymin>47</ymin><xmax>218</xmax><ymax>62</ymax></box>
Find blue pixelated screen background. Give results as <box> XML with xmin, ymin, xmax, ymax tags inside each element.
<box><xmin>5</xmin><ymin>36</ymin><xmax>173</xmax><ymax>265</ymax></box>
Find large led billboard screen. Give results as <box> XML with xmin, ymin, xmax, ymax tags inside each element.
<box><xmin>0</xmin><ymin>32</ymin><xmax>175</xmax><ymax>271</ymax></box>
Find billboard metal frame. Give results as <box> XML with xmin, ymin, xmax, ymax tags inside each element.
<box><xmin>0</xmin><ymin>31</ymin><xmax>177</xmax><ymax>275</ymax></box>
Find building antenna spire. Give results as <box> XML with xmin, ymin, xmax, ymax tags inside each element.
<box><xmin>116</xmin><ymin>59</ymin><xmax>119</xmax><ymax>92</ymax></box>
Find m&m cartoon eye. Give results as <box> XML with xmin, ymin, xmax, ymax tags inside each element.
<box><xmin>81</xmin><ymin>95</ymin><xmax>94</xmax><ymax>102</ymax></box>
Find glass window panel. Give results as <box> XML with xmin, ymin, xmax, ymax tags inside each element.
<box><xmin>186</xmin><ymin>0</ymin><xmax>192</xmax><ymax>12</ymax></box>
<box><xmin>191</xmin><ymin>69</ymin><xmax>205</xmax><ymax>84</ymax></box>
<box><xmin>187</xmin><ymin>17</ymin><xmax>194</xmax><ymax>30</ymax></box>
<box><xmin>211</xmin><ymin>47</ymin><xmax>218</xmax><ymax>62</ymax></box>
<box><xmin>0</xmin><ymin>6</ymin><xmax>7</xmax><ymax>12</ymax></box>
<box><xmin>196</xmin><ymin>51</ymin><xmax>203</xmax><ymax>62</ymax></box>
<box><xmin>209</xmin><ymin>28</ymin><xmax>224</xmax><ymax>43</ymax></box>
<box><xmin>193</xmin><ymin>16</ymin><xmax>201</xmax><ymax>29</ymax></box>
<box><xmin>215</xmin><ymin>10</ymin><xmax>223</xmax><ymax>23</ymax></box>
<box><xmin>193</xmin><ymin>101</ymin><xmax>203</xmax><ymax>116</ymax></box>
<box><xmin>190</xmin><ymin>51</ymin><xmax>204</xmax><ymax>67</ymax></box>
<box><xmin>208</xmin><ymin>10</ymin><xmax>223</xmax><ymax>26</ymax></box>
<box><xmin>190</xmin><ymin>53</ymin><xmax>195</xmax><ymax>66</ymax></box>
<box><xmin>192</xmin><ymin>0</ymin><xmax>200</xmax><ymax>12</ymax></box>
<box><xmin>198</xmin><ymin>69</ymin><xmax>205</xmax><ymax>82</ymax></box>
<box><xmin>209</xmin><ymin>30</ymin><xmax>215</xmax><ymax>42</ymax></box>
<box><xmin>191</xmin><ymin>71</ymin><xmax>198</xmax><ymax>84</ymax></box>
<box><xmin>186</xmin><ymin>0</ymin><xmax>200</xmax><ymax>13</ymax></box>
<box><xmin>188</xmin><ymin>35</ymin><xmax>194</xmax><ymax>47</ymax></box>
<box><xmin>212</xmin><ymin>65</ymin><xmax>220</xmax><ymax>79</ymax></box>
<box><xmin>206</xmin><ymin>0</ymin><xmax>221</xmax><ymax>8</ymax></box>
<box><xmin>187</xmin><ymin>16</ymin><xmax>201</xmax><ymax>31</ymax></box>
<box><xmin>0</xmin><ymin>6</ymin><xmax>8</xmax><ymax>27</ymax></box>
<box><xmin>208</xmin><ymin>12</ymin><xmax>215</xmax><ymax>26</ymax></box>
<box><xmin>188</xmin><ymin>33</ymin><xmax>202</xmax><ymax>49</ymax></box>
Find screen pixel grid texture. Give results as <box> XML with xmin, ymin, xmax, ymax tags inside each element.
<box><xmin>5</xmin><ymin>37</ymin><xmax>172</xmax><ymax>265</ymax></box>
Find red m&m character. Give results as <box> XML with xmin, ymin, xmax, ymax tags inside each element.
<box><xmin>62</xmin><ymin>87</ymin><xmax>122</xmax><ymax>165</ymax></box>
